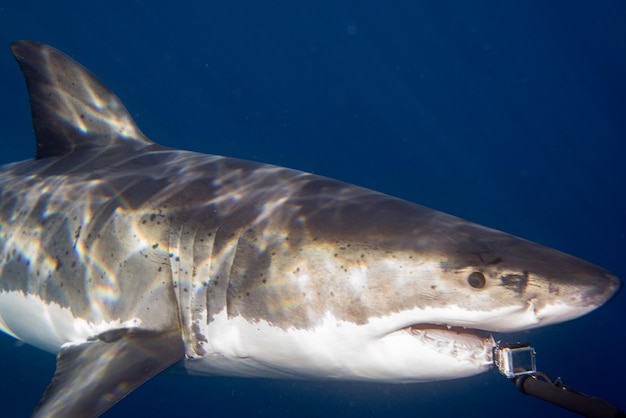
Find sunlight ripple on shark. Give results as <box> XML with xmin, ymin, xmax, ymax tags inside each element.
<box><xmin>0</xmin><ymin>41</ymin><xmax>620</xmax><ymax>417</ymax></box>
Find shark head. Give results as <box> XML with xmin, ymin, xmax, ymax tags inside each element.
<box><xmin>186</xmin><ymin>189</ymin><xmax>620</xmax><ymax>382</ymax></box>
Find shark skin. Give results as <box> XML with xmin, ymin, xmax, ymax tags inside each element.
<box><xmin>0</xmin><ymin>41</ymin><xmax>620</xmax><ymax>417</ymax></box>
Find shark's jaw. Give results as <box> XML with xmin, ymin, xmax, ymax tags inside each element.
<box><xmin>183</xmin><ymin>295</ymin><xmax>610</xmax><ymax>383</ymax></box>
<box><xmin>184</xmin><ymin>309</ymin><xmax>500</xmax><ymax>383</ymax></box>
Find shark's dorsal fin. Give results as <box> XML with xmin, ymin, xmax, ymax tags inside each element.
<box><xmin>10</xmin><ymin>41</ymin><xmax>153</xmax><ymax>159</ymax></box>
<box><xmin>32</xmin><ymin>328</ymin><xmax>184</xmax><ymax>417</ymax></box>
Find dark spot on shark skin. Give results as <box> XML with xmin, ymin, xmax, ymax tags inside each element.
<box><xmin>71</xmin><ymin>225</ymin><xmax>82</xmax><ymax>248</ymax></box>
<box><xmin>487</xmin><ymin>257</ymin><xmax>503</xmax><ymax>265</ymax></box>
<box><xmin>548</xmin><ymin>283</ymin><xmax>560</xmax><ymax>295</ymax></box>
<box><xmin>500</xmin><ymin>272</ymin><xmax>529</xmax><ymax>294</ymax></box>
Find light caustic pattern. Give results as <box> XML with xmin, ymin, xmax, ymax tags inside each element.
<box><xmin>0</xmin><ymin>165</ymin><xmax>173</xmax><ymax>346</ymax></box>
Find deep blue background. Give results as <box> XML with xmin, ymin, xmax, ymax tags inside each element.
<box><xmin>0</xmin><ymin>1</ymin><xmax>624</xmax><ymax>417</ymax></box>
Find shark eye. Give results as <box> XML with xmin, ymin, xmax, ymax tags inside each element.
<box><xmin>467</xmin><ymin>272</ymin><xmax>486</xmax><ymax>289</ymax></box>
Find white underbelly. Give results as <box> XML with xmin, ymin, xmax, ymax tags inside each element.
<box><xmin>183</xmin><ymin>309</ymin><xmax>493</xmax><ymax>382</ymax></box>
<box><xmin>0</xmin><ymin>290</ymin><xmax>140</xmax><ymax>352</ymax></box>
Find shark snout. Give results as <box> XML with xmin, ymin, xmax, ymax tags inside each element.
<box><xmin>535</xmin><ymin>268</ymin><xmax>620</xmax><ymax>327</ymax></box>
<box><xmin>582</xmin><ymin>270</ymin><xmax>621</xmax><ymax>305</ymax></box>
<box><xmin>494</xmin><ymin>266</ymin><xmax>621</xmax><ymax>332</ymax></box>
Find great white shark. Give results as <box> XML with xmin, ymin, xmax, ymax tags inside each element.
<box><xmin>0</xmin><ymin>41</ymin><xmax>620</xmax><ymax>417</ymax></box>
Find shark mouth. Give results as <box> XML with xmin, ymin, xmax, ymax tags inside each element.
<box><xmin>404</xmin><ymin>324</ymin><xmax>495</xmax><ymax>363</ymax></box>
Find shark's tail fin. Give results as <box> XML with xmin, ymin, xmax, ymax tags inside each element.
<box><xmin>11</xmin><ymin>41</ymin><xmax>153</xmax><ymax>159</ymax></box>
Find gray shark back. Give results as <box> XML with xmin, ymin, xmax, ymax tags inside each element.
<box><xmin>0</xmin><ymin>41</ymin><xmax>620</xmax><ymax>417</ymax></box>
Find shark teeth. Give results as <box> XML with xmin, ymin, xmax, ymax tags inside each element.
<box><xmin>407</xmin><ymin>324</ymin><xmax>494</xmax><ymax>363</ymax></box>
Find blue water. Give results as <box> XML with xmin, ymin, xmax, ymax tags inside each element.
<box><xmin>0</xmin><ymin>2</ymin><xmax>624</xmax><ymax>417</ymax></box>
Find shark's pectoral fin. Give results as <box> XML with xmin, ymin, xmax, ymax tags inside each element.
<box><xmin>33</xmin><ymin>328</ymin><xmax>184</xmax><ymax>418</ymax></box>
